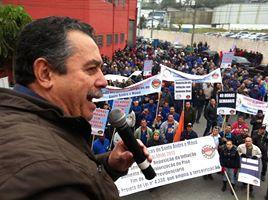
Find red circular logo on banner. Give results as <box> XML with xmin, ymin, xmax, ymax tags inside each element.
<box><xmin>202</xmin><ymin>145</ymin><xmax>216</xmax><ymax>159</ymax></box>
<box><xmin>152</xmin><ymin>79</ymin><xmax>161</xmax><ymax>89</ymax></box>
<box><xmin>212</xmin><ymin>73</ymin><xmax>219</xmax><ymax>79</ymax></box>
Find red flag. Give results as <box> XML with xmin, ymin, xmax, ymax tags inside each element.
<box><xmin>173</xmin><ymin>110</ymin><xmax>184</xmax><ymax>142</ymax></box>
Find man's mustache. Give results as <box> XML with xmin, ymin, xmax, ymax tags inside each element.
<box><xmin>87</xmin><ymin>89</ymin><xmax>103</xmax><ymax>99</ymax></box>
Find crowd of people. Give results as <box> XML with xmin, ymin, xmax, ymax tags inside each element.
<box><xmin>92</xmin><ymin>38</ymin><xmax>268</xmax><ymax>198</ymax></box>
<box><xmin>2</xmin><ymin>16</ymin><xmax>266</xmax><ymax>199</ymax></box>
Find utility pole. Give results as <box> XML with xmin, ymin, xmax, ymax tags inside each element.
<box><xmin>150</xmin><ymin>0</ymin><xmax>155</xmax><ymax>39</ymax></box>
<box><xmin>190</xmin><ymin>1</ymin><xmax>196</xmax><ymax>47</ymax></box>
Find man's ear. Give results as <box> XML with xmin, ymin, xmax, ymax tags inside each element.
<box><xmin>32</xmin><ymin>58</ymin><xmax>53</xmax><ymax>89</ymax></box>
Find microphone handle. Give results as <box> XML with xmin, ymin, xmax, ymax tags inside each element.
<box><xmin>116</xmin><ymin>122</ymin><xmax>156</xmax><ymax>180</ymax></box>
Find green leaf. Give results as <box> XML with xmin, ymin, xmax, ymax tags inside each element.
<box><xmin>0</xmin><ymin>5</ymin><xmax>32</xmax><ymax>63</ymax></box>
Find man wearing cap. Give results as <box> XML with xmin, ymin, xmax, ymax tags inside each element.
<box><xmin>180</xmin><ymin>123</ymin><xmax>198</xmax><ymax>141</ymax></box>
<box><xmin>250</xmin><ymin>110</ymin><xmax>264</xmax><ymax>134</ymax></box>
<box><xmin>252</xmin><ymin>125</ymin><xmax>268</xmax><ymax>181</ymax></box>
<box><xmin>152</xmin><ymin>114</ymin><xmax>163</xmax><ymax>130</ymax></box>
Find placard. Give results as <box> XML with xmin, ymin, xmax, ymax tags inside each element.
<box><xmin>217</xmin><ymin>92</ymin><xmax>236</xmax><ymax>115</ymax></box>
<box><xmin>143</xmin><ymin>59</ymin><xmax>153</xmax><ymax>76</ymax></box>
<box><xmin>112</xmin><ymin>99</ymin><xmax>132</xmax><ymax>115</ymax></box>
<box><xmin>238</xmin><ymin>158</ymin><xmax>261</xmax><ymax>186</ymax></box>
<box><xmin>220</xmin><ymin>52</ymin><xmax>234</xmax><ymax>69</ymax></box>
<box><xmin>174</xmin><ymin>80</ymin><xmax>192</xmax><ymax>100</ymax></box>
<box><xmin>89</xmin><ymin>108</ymin><xmax>109</xmax><ymax>136</ymax></box>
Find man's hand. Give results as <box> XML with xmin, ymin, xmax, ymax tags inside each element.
<box><xmin>241</xmin><ymin>153</ymin><xmax>248</xmax><ymax>158</ymax></box>
<box><xmin>107</xmin><ymin>139</ymin><xmax>153</xmax><ymax>172</ymax></box>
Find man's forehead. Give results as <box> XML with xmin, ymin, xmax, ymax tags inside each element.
<box><xmin>67</xmin><ymin>31</ymin><xmax>102</xmax><ymax>64</ymax></box>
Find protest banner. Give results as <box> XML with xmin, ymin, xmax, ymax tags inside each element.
<box><xmin>161</xmin><ymin>65</ymin><xmax>222</xmax><ymax>83</ymax></box>
<box><xmin>93</xmin><ymin>73</ymin><xmax>162</xmax><ymax>102</ymax></box>
<box><xmin>0</xmin><ymin>77</ymin><xmax>9</xmax><ymax>88</ymax></box>
<box><xmin>238</xmin><ymin>158</ymin><xmax>261</xmax><ymax>186</ymax></box>
<box><xmin>112</xmin><ymin>99</ymin><xmax>132</xmax><ymax>115</ymax></box>
<box><xmin>217</xmin><ymin>92</ymin><xmax>236</xmax><ymax>115</ymax></box>
<box><xmin>115</xmin><ymin>136</ymin><xmax>221</xmax><ymax>197</ymax></box>
<box><xmin>104</xmin><ymin>71</ymin><xmax>142</xmax><ymax>83</ymax></box>
<box><xmin>236</xmin><ymin>94</ymin><xmax>268</xmax><ymax>115</ymax></box>
<box><xmin>89</xmin><ymin>108</ymin><xmax>109</xmax><ymax>136</ymax></box>
<box><xmin>174</xmin><ymin>80</ymin><xmax>192</xmax><ymax>100</ymax></box>
<box><xmin>143</xmin><ymin>59</ymin><xmax>153</xmax><ymax>76</ymax></box>
<box><xmin>220</xmin><ymin>52</ymin><xmax>234</xmax><ymax>69</ymax></box>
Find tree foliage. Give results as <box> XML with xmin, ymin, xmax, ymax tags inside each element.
<box><xmin>161</xmin><ymin>0</ymin><xmax>176</xmax><ymax>9</ymax></box>
<box><xmin>0</xmin><ymin>5</ymin><xmax>32</xmax><ymax>65</ymax></box>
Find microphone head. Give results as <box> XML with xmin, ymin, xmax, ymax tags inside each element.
<box><xmin>109</xmin><ymin>108</ymin><xmax>126</xmax><ymax>128</ymax></box>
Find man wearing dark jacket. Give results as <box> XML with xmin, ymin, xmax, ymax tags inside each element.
<box><xmin>180</xmin><ymin>123</ymin><xmax>198</xmax><ymax>141</ymax></box>
<box><xmin>252</xmin><ymin>124</ymin><xmax>268</xmax><ymax>181</ymax></box>
<box><xmin>194</xmin><ymin>89</ymin><xmax>206</xmax><ymax>123</ymax></box>
<box><xmin>184</xmin><ymin>101</ymin><xmax>196</xmax><ymax>128</ymax></box>
<box><xmin>203</xmin><ymin>98</ymin><xmax>217</xmax><ymax>136</ymax></box>
<box><xmin>219</xmin><ymin>140</ymin><xmax>240</xmax><ymax>194</ymax></box>
<box><xmin>250</xmin><ymin>109</ymin><xmax>264</xmax><ymax>135</ymax></box>
<box><xmin>0</xmin><ymin>17</ymin><xmax>151</xmax><ymax>200</ymax></box>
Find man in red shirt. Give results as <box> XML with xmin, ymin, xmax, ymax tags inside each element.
<box><xmin>231</xmin><ymin>116</ymin><xmax>249</xmax><ymax>136</ymax></box>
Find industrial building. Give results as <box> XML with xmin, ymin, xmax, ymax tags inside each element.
<box><xmin>212</xmin><ymin>2</ymin><xmax>268</xmax><ymax>30</ymax></box>
<box><xmin>2</xmin><ymin>0</ymin><xmax>138</xmax><ymax>58</ymax></box>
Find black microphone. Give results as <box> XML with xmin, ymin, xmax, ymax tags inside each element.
<box><xmin>109</xmin><ymin>108</ymin><xmax>156</xmax><ymax>180</ymax></box>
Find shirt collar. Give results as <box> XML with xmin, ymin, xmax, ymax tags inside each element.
<box><xmin>13</xmin><ymin>84</ymin><xmax>45</xmax><ymax>100</ymax></box>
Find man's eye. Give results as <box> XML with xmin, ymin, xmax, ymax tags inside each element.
<box><xmin>86</xmin><ymin>67</ymin><xmax>98</xmax><ymax>73</ymax></box>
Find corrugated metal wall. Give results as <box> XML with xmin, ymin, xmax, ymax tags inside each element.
<box><xmin>212</xmin><ymin>3</ymin><xmax>268</xmax><ymax>25</ymax></box>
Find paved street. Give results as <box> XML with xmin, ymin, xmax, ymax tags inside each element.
<box><xmin>122</xmin><ymin>114</ymin><xmax>267</xmax><ymax>200</ymax></box>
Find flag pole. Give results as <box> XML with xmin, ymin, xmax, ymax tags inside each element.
<box><xmin>91</xmin><ymin>135</ymin><xmax>95</xmax><ymax>151</ymax></box>
<box><xmin>173</xmin><ymin>100</ymin><xmax>185</xmax><ymax>142</ymax></box>
<box><xmin>224</xmin><ymin>171</ymin><xmax>239</xmax><ymax>200</ymax></box>
<box><xmin>155</xmin><ymin>92</ymin><xmax>161</xmax><ymax>119</ymax></box>
<box><xmin>247</xmin><ymin>184</ymin><xmax>250</xmax><ymax>200</ymax></box>
<box><xmin>221</xmin><ymin>115</ymin><xmax>227</xmax><ymax>132</ymax></box>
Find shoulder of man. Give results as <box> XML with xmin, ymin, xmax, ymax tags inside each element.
<box><xmin>0</xmin><ymin>158</ymin><xmax>119</xmax><ymax>200</ymax></box>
